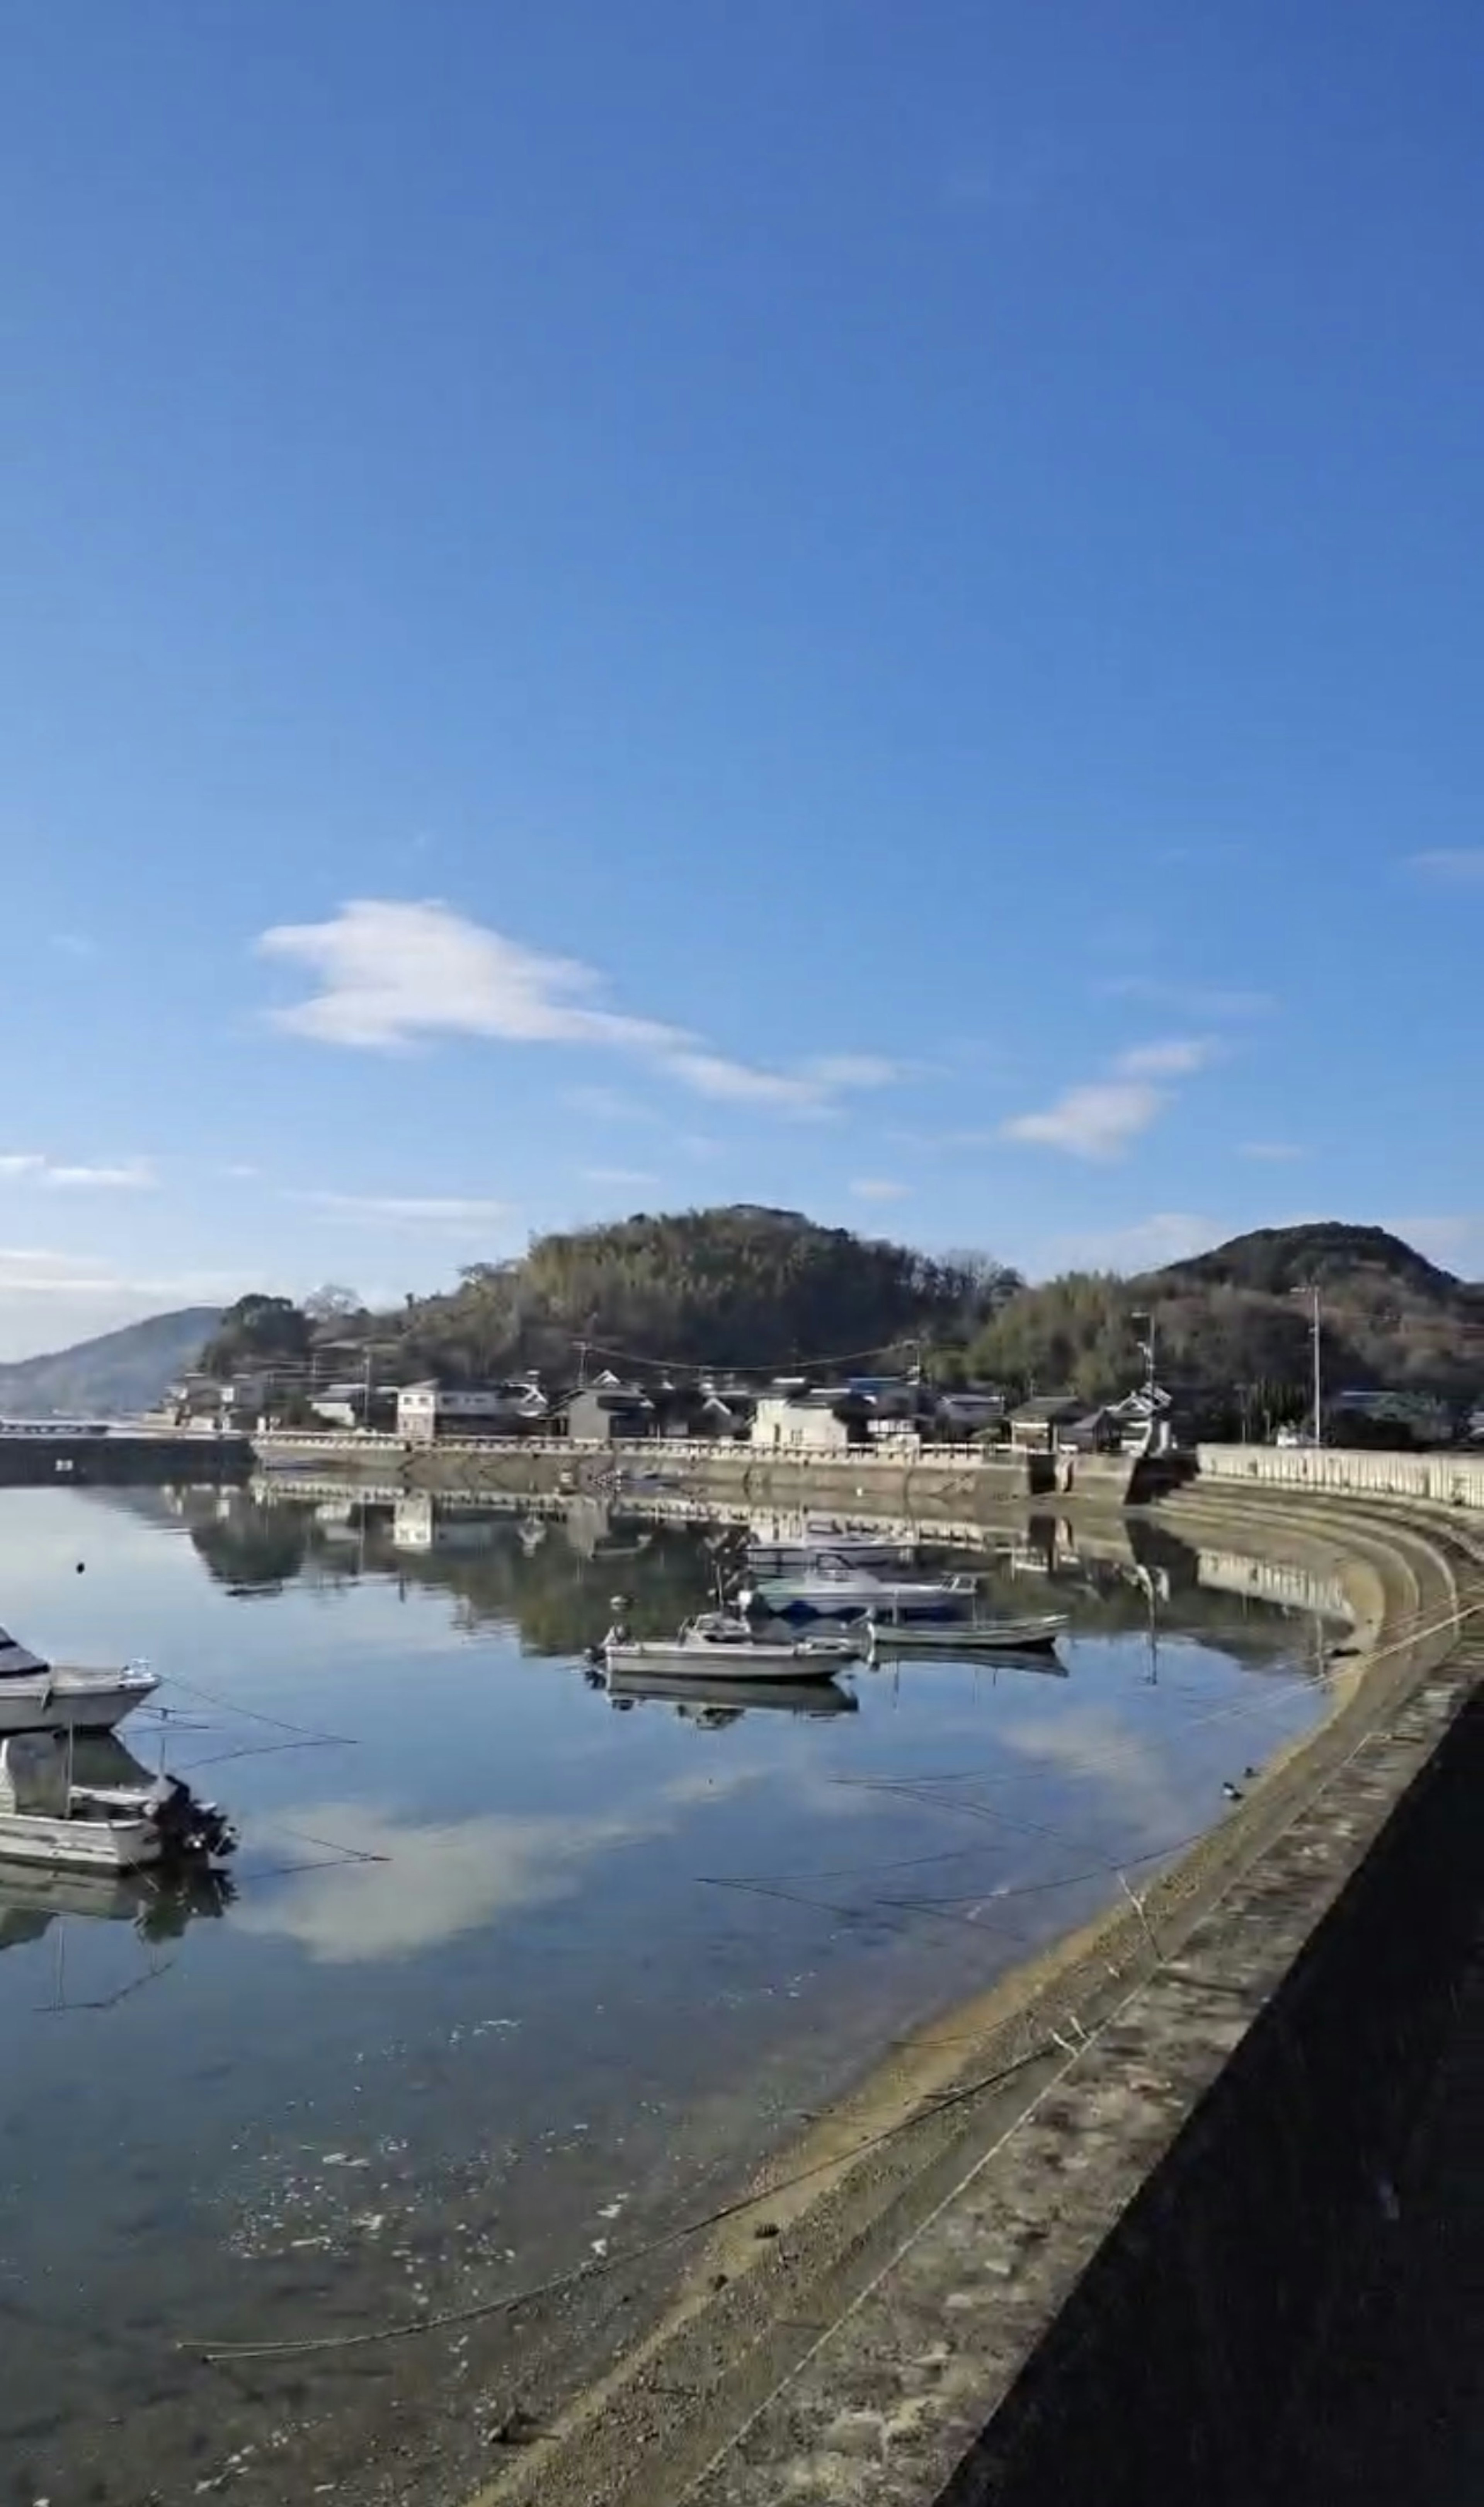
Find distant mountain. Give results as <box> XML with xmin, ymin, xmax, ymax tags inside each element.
<box><xmin>1154</xmin><ymin>1222</ymin><xmax>1474</xmax><ymax>1305</ymax></box>
<box><xmin>0</xmin><ymin>1307</ymin><xmax>221</xmax><ymax>1418</ymax></box>
<box><xmin>968</xmin><ymin>1222</ymin><xmax>1484</xmax><ymax>1410</ymax></box>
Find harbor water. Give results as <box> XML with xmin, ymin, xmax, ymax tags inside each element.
<box><xmin>0</xmin><ymin>1484</ymin><xmax>1334</xmax><ymax>2504</ymax></box>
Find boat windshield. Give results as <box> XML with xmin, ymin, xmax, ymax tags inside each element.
<box><xmin>0</xmin><ymin>1631</ymin><xmax>49</xmax><ymax>1679</ymax></box>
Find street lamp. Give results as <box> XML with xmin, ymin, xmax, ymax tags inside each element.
<box><xmin>1293</xmin><ymin>1284</ymin><xmax>1323</xmax><ymax>1444</ymax></box>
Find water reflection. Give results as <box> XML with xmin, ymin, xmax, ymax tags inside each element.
<box><xmin>0</xmin><ymin>1483</ymin><xmax>1337</xmax><ymax>2507</ymax></box>
<box><xmin>605</xmin><ymin>1668</ymin><xmax>859</xmax><ymax>1722</ymax></box>
<box><xmin>84</xmin><ymin>1482</ymin><xmax>1348</xmax><ymax>1672</ymax></box>
<box><xmin>0</xmin><ymin>1861</ymin><xmax>234</xmax><ymax>1955</ymax></box>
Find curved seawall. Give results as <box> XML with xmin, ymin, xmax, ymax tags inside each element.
<box><xmin>471</xmin><ymin>1472</ymin><xmax>1484</xmax><ymax>2507</ymax></box>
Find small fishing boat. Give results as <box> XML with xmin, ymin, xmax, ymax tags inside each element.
<box><xmin>605</xmin><ymin>1668</ymin><xmax>859</xmax><ymax>1719</ymax></box>
<box><xmin>0</xmin><ymin>1732</ymin><xmax>238</xmax><ymax>1874</ymax></box>
<box><xmin>0</xmin><ymin>1625</ymin><xmax>159</xmax><ymax>1734</ymax></box>
<box><xmin>865</xmin><ymin>1611</ymin><xmax>1069</xmax><ymax>1655</ymax></box>
<box><xmin>599</xmin><ymin>1609</ymin><xmax>859</xmax><ymax>1678</ymax></box>
<box><xmin>738</xmin><ymin>1565</ymin><xmax>980</xmax><ymax>1624</ymax></box>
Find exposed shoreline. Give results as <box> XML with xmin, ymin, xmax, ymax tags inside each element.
<box><xmin>457</xmin><ymin>1486</ymin><xmax>1467</xmax><ymax>2507</ymax></box>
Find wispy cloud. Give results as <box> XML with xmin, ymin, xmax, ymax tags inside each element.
<box><xmin>1003</xmin><ymin>1080</ymin><xmax>1164</xmax><ymax>1161</ymax></box>
<box><xmin>1098</xmin><ymin>977</ymin><xmax>1276</xmax><ymax>1020</ymax></box>
<box><xmin>1041</xmin><ymin>1212</ymin><xmax>1219</xmax><ymax>1274</ymax></box>
<box><xmin>1239</xmin><ymin>1140</ymin><xmax>1304</xmax><ymax>1162</ymax></box>
<box><xmin>51</xmin><ymin>931</ymin><xmax>99</xmax><ymax>960</ymax></box>
<box><xmin>257</xmin><ymin>900</ymin><xmax>904</xmax><ymax>1118</ymax></box>
<box><xmin>1003</xmin><ymin>1038</ymin><xmax>1220</xmax><ymax>1161</ymax></box>
<box><xmin>293</xmin><ymin>1190</ymin><xmax>512</xmax><ymax>1229</ymax></box>
<box><xmin>0</xmin><ymin>1154</ymin><xmax>156</xmax><ymax>1190</ymax></box>
<box><xmin>1406</xmin><ymin>849</ymin><xmax>1484</xmax><ymax>885</ymax></box>
<box><xmin>581</xmin><ymin>1166</ymin><xmax>658</xmax><ymax>1189</ymax></box>
<box><xmin>1115</xmin><ymin>1035</ymin><xmax>1219</xmax><ymax>1079</ymax></box>
<box><xmin>849</xmin><ymin>1178</ymin><xmax>910</xmax><ymax>1203</ymax></box>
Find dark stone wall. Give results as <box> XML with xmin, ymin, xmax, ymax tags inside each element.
<box><xmin>938</xmin><ymin>1676</ymin><xmax>1484</xmax><ymax>2507</ymax></box>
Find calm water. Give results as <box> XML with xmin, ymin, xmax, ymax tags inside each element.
<box><xmin>0</xmin><ymin>1485</ymin><xmax>1332</xmax><ymax>2505</ymax></box>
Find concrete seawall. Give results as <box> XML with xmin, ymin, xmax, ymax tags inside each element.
<box><xmin>473</xmin><ymin>1479</ymin><xmax>1483</xmax><ymax>2507</ymax></box>
<box><xmin>252</xmin><ymin>1430</ymin><xmax>1159</xmax><ymax>1512</ymax></box>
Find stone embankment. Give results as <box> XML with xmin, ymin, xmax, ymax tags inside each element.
<box><xmin>464</xmin><ymin>1464</ymin><xmax>1484</xmax><ymax>2507</ymax></box>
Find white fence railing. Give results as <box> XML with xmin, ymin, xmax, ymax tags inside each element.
<box><xmin>1195</xmin><ymin>1445</ymin><xmax>1484</xmax><ymax>1510</ymax></box>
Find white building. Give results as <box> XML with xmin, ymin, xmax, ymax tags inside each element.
<box><xmin>396</xmin><ymin>1382</ymin><xmax>548</xmax><ymax>1444</ymax></box>
<box><xmin>751</xmin><ymin>1392</ymin><xmax>863</xmax><ymax>1453</ymax></box>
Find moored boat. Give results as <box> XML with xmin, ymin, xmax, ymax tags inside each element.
<box><xmin>600</xmin><ymin>1608</ymin><xmax>859</xmax><ymax>1678</ymax></box>
<box><xmin>0</xmin><ymin>1733</ymin><xmax>238</xmax><ymax>1874</ymax></box>
<box><xmin>0</xmin><ymin>1625</ymin><xmax>159</xmax><ymax>1734</ymax></box>
<box><xmin>865</xmin><ymin>1611</ymin><xmax>1068</xmax><ymax>1655</ymax></box>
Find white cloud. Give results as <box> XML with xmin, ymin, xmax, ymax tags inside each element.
<box><xmin>256</xmin><ymin>900</ymin><xmax>901</xmax><ymax>1117</ymax></box>
<box><xmin>0</xmin><ymin>1154</ymin><xmax>156</xmax><ymax>1190</ymax></box>
<box><xmin>1042</xmin><ymin>1213</ymin><xmax>1218</xmax><ymax>1273</ymax></box>
<box><xmin>43</xmin><ymin>1160</ymin><xmax>156</xmax><ymax>1190</ymax></box>
<box><xmin>657</xmin><ymin>1048</ymin><xmax>826</xmax><ymax>1111</ymax></box>
<box><xmin>1239</xmin><ymin>1140</ymin><xmax>1304</xmax><ymax>1162</ymax></box>
<box><xmin>294</xmin><ymin>1191</ymin><xmax>512</xmax><ymax>1227</ymax></box>
<box><xmin>581</xmin><ymin>1166</ymin><xmax>658</xmax><ymax>1189</ymax></box>
<box><xmin>1098</xmin><ymin>977</ymin><xmax>1276</xmax><ymax>1019</ymax></box>
<box><xmin>1406</xmin><ymin>850</ymin><xmax>1484</xmax><ymax>884</ymax></box>
<box><xmin>1003</xmin><ymin>1036</ymin><xmax>1224</xmax><ymax>1162</ymax></box>
<box><xmin>236</xmin><ymin>1801</ymin><xmax>667</xmax><ymax>1964</ymax></box>
<box><xmin>1114</xmin><ymin>1036</ymin><xmax>1218</xmax><ymax>1079</ymax></box>
<box><xmin>1002</xmin><ymin>1079</ymin><xmax>1165</xmax><ymax>1161</ymax></box>
<box><xmin>849</xmin><ymin>1178</ymin><xmax>910</xmax><ymax>1203</ymax></box>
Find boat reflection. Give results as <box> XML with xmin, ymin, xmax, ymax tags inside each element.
<box><xmin>0</xmin><ymin>1860</ymin><xmax>235</xmax><ymax>1954</ymax></box>
<box><xmin>604</xmin><ymin>1668</ymin><xmax>859</xmax><ymax>1725</ymax></box>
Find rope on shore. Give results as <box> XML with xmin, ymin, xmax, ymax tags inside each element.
<box><xmin>188</xmin><ymin>2039</ymin><xmax>1059</xmax><ymax>2366</ymax></box>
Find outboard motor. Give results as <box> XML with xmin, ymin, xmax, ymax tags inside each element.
<box><xmin>145</xmin><ymin>1773</ymin><xmax>240</xmax><ymax>1863</ymax></box>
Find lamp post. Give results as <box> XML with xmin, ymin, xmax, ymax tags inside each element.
<box><xmin>1294</xmin><ymin>1283</ymin><xmax>1323</xmax><ymax>1443</ymax></box>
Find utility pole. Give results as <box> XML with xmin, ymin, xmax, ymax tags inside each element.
<box><xmin>1310</xmin><ymin>1283</ymin><xmax>1323</xmax><ymax>1445</ymax></box>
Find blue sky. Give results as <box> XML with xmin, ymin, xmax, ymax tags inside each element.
<box><xmin>3</xmin><ymin>1</ymin><xmax>1482</xmax><ymax>1356</ymax></box>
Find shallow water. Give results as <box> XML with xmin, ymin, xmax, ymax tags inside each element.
<box><xmin>0</xmin><ymin>1485</ymin><xmax>1331</xmax><ymax>2503</ymax></box>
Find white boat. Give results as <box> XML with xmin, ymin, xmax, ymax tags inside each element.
<box><xmin>0</xmin><ymin>1625</ymin><xmax>159</xmax><ymax>1734</ymax></box>
<box><xmin>865</xmin><ymin>1611</ymin><xmax>1069</xmax><ymax>1655</ymax></box>
<box><xmin>738</xmin><ymin>1566</ymin><xmax>980</xmax><ymax>1624</ymax></box>
<box><xmin>601</xmin><ymin>1610</ymin><xmax>859</xmax><ymax>1678</ymax></box>
<box><xmin>0</xmin><ymin>1733</ymin><xmax>237</xmax><ymax>1874</ymax></box>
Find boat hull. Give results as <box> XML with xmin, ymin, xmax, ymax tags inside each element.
<box><xmin>603</xmin><ymin>1638</ymin><xmax>854</xmax><ymax>1678</ymax></box>
<box><xmin>0</xmin><ymin>1669</ymin><xmax>160</xmax><ymax>1736</ymax></box>
<box><xmin>866</xmin><ymin>1613</ymin><xmax>1068</xmax><ymax>1654</ymax></box>
<box><xmin>0</xmin><ymin>1811</ymin><xmax>165</xmax><ymax>1872</ymax></box>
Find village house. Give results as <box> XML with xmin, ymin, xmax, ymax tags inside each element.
<box><xmin>1006</xmin><ymin>1395</ymin><xmax>1087</xmax><ymax>1453</ymax></box>
<box><xmin>562</xmin><ymin>1384</ymin><xmax>655</xmax><ymax>1443</ymax></box>
<box><xmin>396</xmin><ymin>1380</ymin><xmax>549</xmax><ymax>1444</ymax></box>
<box><xmin>750</xmin><ymin>1388</ymin><xmax>873</xmax><ymax>1452</ymax></box>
